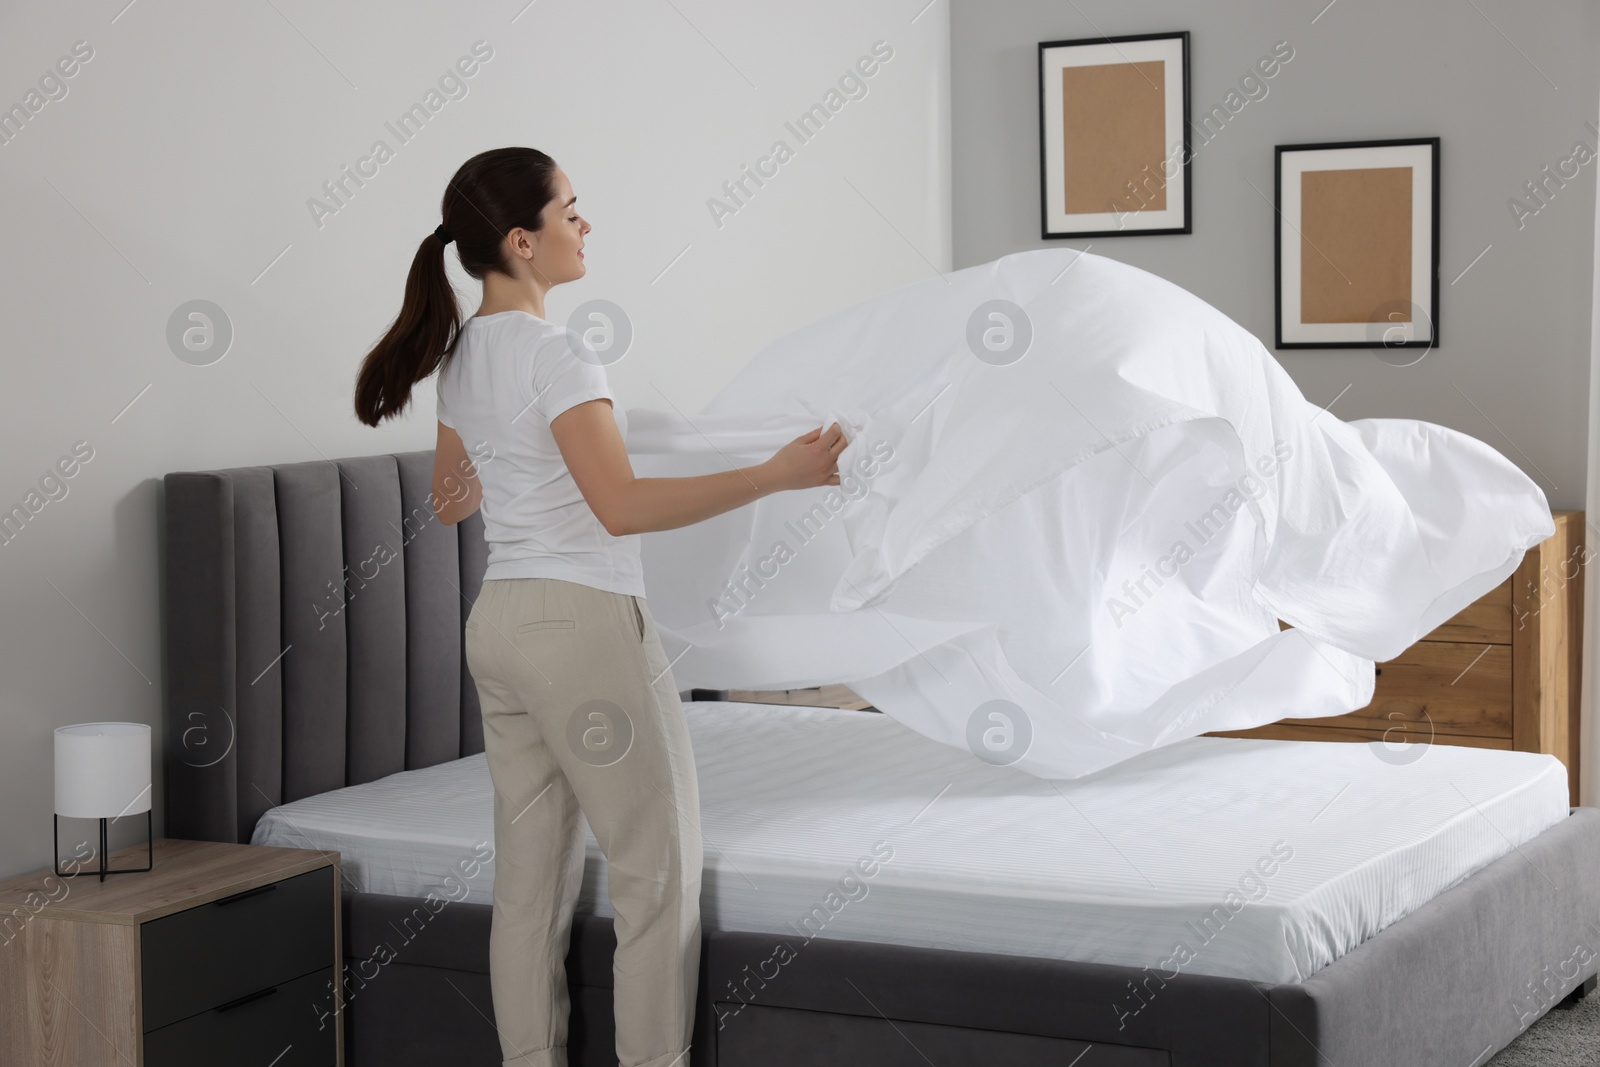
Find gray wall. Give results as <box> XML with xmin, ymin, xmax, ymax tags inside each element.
<box><xmin>952</xmin><ymin>0</ymin><xmax>1599</xmax><ymax>510</ymax></box>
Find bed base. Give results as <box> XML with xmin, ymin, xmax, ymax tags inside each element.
<box><xmin>334</xmin><ymin>807</ymin><xmax>1600</xmax><ymax>1067</ymax></box>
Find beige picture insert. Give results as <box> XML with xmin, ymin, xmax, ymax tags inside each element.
<box><xmin>1061</xmin><ymin>61</ymin><xmax>1167</xmax><ymax>215</ymax></box>
<box><xmin>1300</xmin><ymin>166</ymin><xmax>1413</xmax><ymax>324</ymax></box>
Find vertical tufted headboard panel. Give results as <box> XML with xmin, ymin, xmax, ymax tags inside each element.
<box><xmin>162</xmin><ymin>449</ymin><xmax>489</xmax><ymax>844</ymax></box>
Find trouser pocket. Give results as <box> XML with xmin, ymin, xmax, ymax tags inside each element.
<box><xmin>629</xmin><ymin>596</ymin><xmax>645</xmax><ymax>643</ymax></box>
<box><xmin>515</xmin><ymin>618</ymin><xmax>575</xmax><ymax>633</ymax></box>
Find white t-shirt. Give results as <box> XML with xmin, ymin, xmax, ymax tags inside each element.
<box><xmin>435</xmin><ymin>310</ymin><xmax>645</xmax><ymax>597</ymax></box>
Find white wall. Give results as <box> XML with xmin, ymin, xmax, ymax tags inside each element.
<box><xmin>0</xmin><ymin>0</ymin><xmax>950</xmax><ymax>878</ymax></box>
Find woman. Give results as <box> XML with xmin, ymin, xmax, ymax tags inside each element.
<box><xmin>353</xmin><ymin>146</ymin><xmax>847</xmax><ymax>1067</ymax></box>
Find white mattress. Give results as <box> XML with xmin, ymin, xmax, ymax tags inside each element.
<box><xmin>251</xmin><ymin>701</ymin><xmax>1571</xmax><ymax>984</ymax></box>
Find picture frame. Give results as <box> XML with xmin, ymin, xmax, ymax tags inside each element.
<box><xmin>1274</xmin><ymin>137</ymin><xmax>1440</xmax><ymax>350</ymax></box>
<box><xmin>1037</xmin><ymin>31</ymin><xmax>1191</xmax><ymax>239</ymax></box>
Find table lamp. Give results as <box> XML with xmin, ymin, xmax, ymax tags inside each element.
<box><xmin>54</xmin><ymin>722</ymin><xmax>154</xmax><ymax>881</ymax></box>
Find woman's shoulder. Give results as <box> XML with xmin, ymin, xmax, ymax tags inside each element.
<box><xmin>476</xmin><ymin>310</ymin><xmax>582</xmax><ymax>354</ymax></box>
<box><xmin>465</xmin><ymin>310</ymin><xmax>565</xmax><ymax>339</ymax></box>
<box><xmin>461</xmin><ymin>312</ymin><xmax>610</xmax><ymax>387</ymax></box>
<box><xmin>511</xmin><ymin>315</ymin><xmax>611</xmax><ymax>376</ymax></box>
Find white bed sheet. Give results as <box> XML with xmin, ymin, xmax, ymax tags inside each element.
<box><xmin>251</xmin><ymin>700</ymin><xmax>1571</xmax><ymax>984</ymax></box>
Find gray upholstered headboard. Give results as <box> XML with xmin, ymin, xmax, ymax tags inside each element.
<box><xmin>162</xmin><ymin>449</ymin><xmax>489</xmax><ymax>845</ymax></box>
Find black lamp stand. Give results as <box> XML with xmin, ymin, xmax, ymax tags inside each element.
<box><xmin>54</xmin><ymin>810</ymin><xmax>154</xmax><ymax>881</ymax></box>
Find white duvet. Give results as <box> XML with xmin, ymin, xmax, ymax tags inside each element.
<box><xmin>622</xmin><ymin>249</ymin><xmax>1552</xmax><ymax>779</ymax></box>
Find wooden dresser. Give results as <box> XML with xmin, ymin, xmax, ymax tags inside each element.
<box><xmin>1211</xmin><ymin>510</ymin><xmax>1585</xmax><ymax>804</ymax></box>
<box><xmin>725</xmin><ymin>511</ymin><xmax>1586</xmax><ymax>804</ymax></box>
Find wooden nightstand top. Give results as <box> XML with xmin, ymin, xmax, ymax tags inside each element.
<box><xmin>0</xmin><ymin>838</ymin><xmax>339</xmax><ymax>926</ymax></box>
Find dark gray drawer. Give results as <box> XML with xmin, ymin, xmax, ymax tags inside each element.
<box><xmin>142</xmin><ymin>866</ymin><xmax>334</xmax><ymax>1031</ymax></box>
<box><xmin>143</xmin><ymin>966</ymin><xmax>337</xmax><ymax>1067</ymax></box>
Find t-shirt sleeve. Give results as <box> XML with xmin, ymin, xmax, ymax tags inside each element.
<box><xmin>528</xmin><ymin>328</ymin><xmax>615</xmax><ymax>423</ymax></box>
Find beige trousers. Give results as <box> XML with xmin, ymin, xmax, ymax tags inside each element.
<box><xmin>465</xmin><ymin>577</ymin><xmax>702</xmax><ymax>1067</ymax></box>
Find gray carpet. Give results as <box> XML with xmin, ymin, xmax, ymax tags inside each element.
<box><xmin>1487</xmin><ymin>990</ymin><xmax>1600</xmax><ymax>1065</ymax></box>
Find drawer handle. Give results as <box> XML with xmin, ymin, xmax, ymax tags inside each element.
<box><xmin>214</xmin><ymin>987</ymin><xmax>278</xmax><ymax>1014</ymax></box>
<box><xmin>215</xmin><ymin>883</ymin><xmax>278</xmax><ymax>907</ymax></box>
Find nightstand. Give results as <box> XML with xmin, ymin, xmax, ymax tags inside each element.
<box><xmin>0</xmin><ymin>837</ymin><xmax>343</xmax><ymax>1066</ymax></box>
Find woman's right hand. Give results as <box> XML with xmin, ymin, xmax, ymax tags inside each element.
<box><xmin>762</xmin><ymin>422</ymin><xmax>849</xmax><ymax>491</ymax></box>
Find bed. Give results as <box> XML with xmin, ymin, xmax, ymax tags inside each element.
<box><xmin>162</xmin><ymin>448</ymin><xmax>1600</xmax><ymax>1066</ymax></box>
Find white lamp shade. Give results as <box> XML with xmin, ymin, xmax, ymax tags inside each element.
<box><xmin>54</xmin><ymin>722</ymin><xmax>152</xmax><ymax>819</ymax></box>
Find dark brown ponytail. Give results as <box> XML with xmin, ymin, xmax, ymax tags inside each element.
<box><xmin>353</xmin><ymin>147</ymin><xmax>561</xmax><ymax>426</ymax></box>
